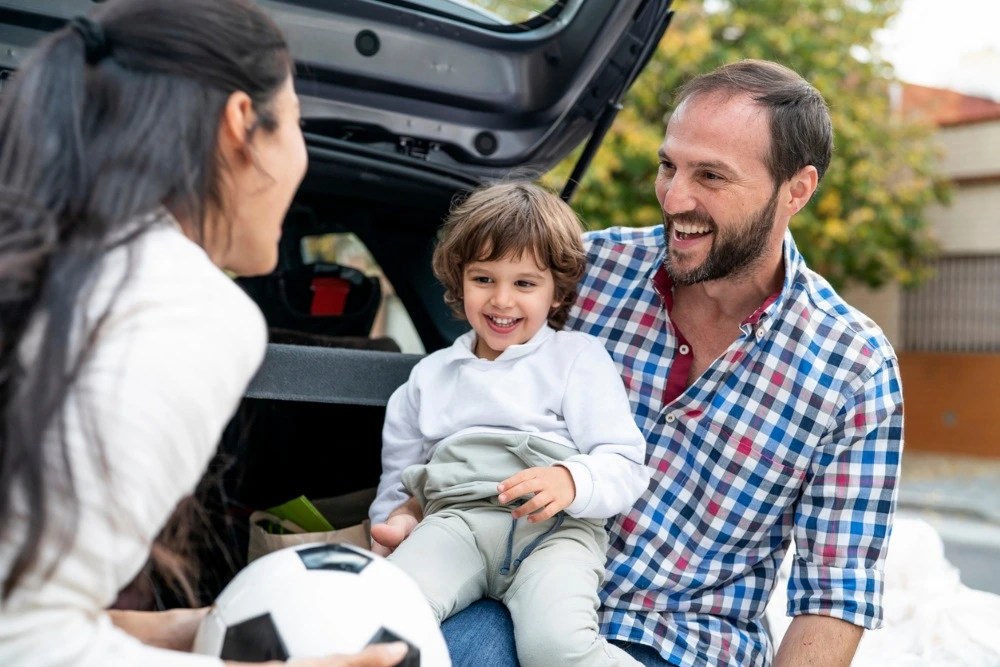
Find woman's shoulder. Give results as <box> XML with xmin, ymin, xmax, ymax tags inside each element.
<box><xmin>95</xmin><ymin>219</ymin><xmax>267</xmax><ymax>365</ymax></box>
<box><xmin>130</xmin><ymin>222</ymin><xmax>261</xmax><ymax>318</ymax></box>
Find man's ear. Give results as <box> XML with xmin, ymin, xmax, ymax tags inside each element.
<box><xmin>784</xmin><ymin>165</ymin><xmax>819</xmax><ymax>217</ymax></box>
<box><xmin>218</xmin><ymin>90</ymin><xmax>255</xmax><ymax>162</ymax></box>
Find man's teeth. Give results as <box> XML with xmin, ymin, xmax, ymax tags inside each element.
<box><xmin>674</xmin><ymin>222</ymin><xmax>711</xmax><ymax>235</ymax></box>
<box><xmin>489</xmin><ymin>316</ymin><xmax>517</xmax><ymax>326</ymax></box>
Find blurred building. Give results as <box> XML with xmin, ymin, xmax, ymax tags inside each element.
<box><xmin>843</xmin><ymin>83</ymin><xmax>1000</xmax><ymax>458</ymax></box>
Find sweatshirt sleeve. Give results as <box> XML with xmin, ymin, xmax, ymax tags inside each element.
<box><xmin>369</xmin><ymin>370</ymin><xmax>428</xmax><ymax>525</ymax></box>
<box><xmin>558</xmin><ymin>337</ymin><xmax>650</xmax><ymax>519</ymax></box>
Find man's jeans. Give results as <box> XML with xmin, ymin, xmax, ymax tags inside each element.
<box><xmin>441</xmin><ymin>599</ymin><xmax>672</xmax><ymax>666</ymax></box>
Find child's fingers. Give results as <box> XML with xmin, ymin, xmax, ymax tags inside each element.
<box><xmin>510</xmin><ymin>491</ymin><xmax>549</xmax><ymax>518</ymax></box>
<box><xmin>497</xmin><ymin>467</ymin><xmax>540</xmax><ymax>494</ymax></box>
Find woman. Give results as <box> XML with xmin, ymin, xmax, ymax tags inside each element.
<box><xmin>0</xmin><ymin>1</ymin><xmax>406</xmax><ymax>665</ymax></box>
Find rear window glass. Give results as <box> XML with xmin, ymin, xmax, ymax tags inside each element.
<box><xmin>384</xmin><ymin>0</ymin><xmax>561</xmax><ymax>27</ymax></box>
<box><xmin>277</xmin><ymin>1</ymin><xmax>562</xmax><ymax>29</ymax></box>
<box><xmin>421</xmin><ymin>0</ymin><xmax>560</xmax><ymax>24</ymax></box>
<box><xmin>301</xmin><ymin>232</ymin><xmax>425</xmax><ymax>355</ymax></box>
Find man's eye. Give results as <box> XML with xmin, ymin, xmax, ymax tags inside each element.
<box><xmin>703</xmin><ymin>172</ymin><xmax>723</xmax><ymax>181</ymax></box>
<box><xmin>658</xmin><ymin>161</ymin><xmax>675</xmax><ymax>172</ymax></box>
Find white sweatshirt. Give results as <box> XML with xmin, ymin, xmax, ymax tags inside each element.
<box><xmin>0</xmin><ymin>214</ymin><xmax>266</xmax><ymax>667</ymax></box>
<box><xmin>370</xmin><ymin>325</ymin><xmax>650</xmax><ymax>525</ymax></box>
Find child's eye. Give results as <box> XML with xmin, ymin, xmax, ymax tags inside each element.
<box><xmin>471</xmin><ymin>276</ymin><xmax>492</xmax><ymax>284</ymax></box>
<box><xmin>515</xmin><ymin>280</ymin><xmax>536</xmax><ymax>288</ymax></box>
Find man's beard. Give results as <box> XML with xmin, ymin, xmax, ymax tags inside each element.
<box><xmin>663</xmin><ymin>187</ymin><xmax>780</xmax><ymax>286</ymax></box>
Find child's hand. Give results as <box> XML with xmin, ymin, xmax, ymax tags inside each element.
<box><xmin>497</xmin><ymin>465</ymin><xmax>576</xmax><ymax>523</ymax></box>
<box><xmin>369</xmin><ymin>513</ymin><xmax>418</xmax><ymax>557</ymax></box>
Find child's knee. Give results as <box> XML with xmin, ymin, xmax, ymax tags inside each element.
<box><xmin>514</xmin><ymin>624</ymin><xmax>594</xmax><ymax>667</ymax></box>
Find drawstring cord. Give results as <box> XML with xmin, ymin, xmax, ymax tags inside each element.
<box><xmin>499</xmin><ymin>512</ymin><xmax>566</xmax><ymax>575</ymax></box>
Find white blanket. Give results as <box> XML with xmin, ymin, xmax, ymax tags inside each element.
<box><xmin>764</xmin><ymin>517</ymin><xmax>1000</xmax><ymax>666</ymax></box>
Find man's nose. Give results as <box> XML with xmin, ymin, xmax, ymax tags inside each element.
<box><xmin>661</xmin><ymin>174</ymin><xmax>696</xmax><ymax>216</ymax></box>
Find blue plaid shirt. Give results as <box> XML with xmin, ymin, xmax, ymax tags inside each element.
<box><xmin>568</xmin><ymin>225</ymin><xmax>903</xmax><ymax>667</ymax></box>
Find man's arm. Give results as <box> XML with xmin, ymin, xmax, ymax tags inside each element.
<box><xmin>787</xmin><ymin>359</ymin><xmax>903</xmax><ymax>631</ymax></box>
<box><xmin>774</xmin><ymin>614</ymin><xmax>863</xmax><ymax>667</ymax></box>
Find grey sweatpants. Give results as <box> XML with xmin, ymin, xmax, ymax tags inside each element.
<box><xmin>388</xmin><ymin>499</ymin><xmax>641</xmax><ymax>667</ymax></box>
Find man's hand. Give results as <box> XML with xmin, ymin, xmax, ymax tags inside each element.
<box><xmin>369</xmin><ymin>496</ymin><xmax>422</xmax><ymax>556</ymax></box>
<box><xmin>498</xmin><ymin>465</ymin><xmax>576</xmax><ymax>523</ymax></box>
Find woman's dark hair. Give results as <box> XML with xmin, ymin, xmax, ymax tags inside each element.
<box><xmin>0</xmin><ymin>0</ymin><xmax>291</xmax><ymax>600</ymax></box>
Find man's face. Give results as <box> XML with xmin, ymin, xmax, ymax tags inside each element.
<box><xmin>654</xmin><ymin>92</ymin><xmax>786</xmax><ymax>286</ymax></box>
<box><xmin>662</xmin><ymin>184</ymin><xmax>779</xmax><ymax>286</ymax></box>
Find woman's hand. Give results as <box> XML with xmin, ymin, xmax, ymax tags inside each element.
<box><xmin>112</xmin><ymin>606</ymin><xmax>409</xmax><ymax>666</ymax></box>
<box><xmin>108</xmin><ymin>606</ymin><xmax>210</xmax><ymax>651</ymax></box>
<box><xmin>284</xmin><ymin>642</ymin><xmax>409</xmax><ymax>666</ymax></box>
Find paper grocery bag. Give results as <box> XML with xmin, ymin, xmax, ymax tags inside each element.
<box><xmin>247</xmin><ymin>510</ymin><xmax>370</xmax><ymax>563</ymax></box>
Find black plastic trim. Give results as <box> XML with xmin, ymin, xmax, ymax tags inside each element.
<box><xmin>244</xmin><ymin>344</ymin><xmax>422</xmax><ymax>405</ymax></box>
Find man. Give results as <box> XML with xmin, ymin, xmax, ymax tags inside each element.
<box><xmin>373</xmin><ymin>59</ymin><xmax>903</xmax><ymax>667</ymax></box>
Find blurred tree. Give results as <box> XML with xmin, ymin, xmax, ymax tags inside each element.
<box><xmin>464</xmin><ymin>0</ymin><xmax>558</xmax><ymax>24</ymax></box>
<box><xmin>544</xmin><ymin>0</ymin><xmax>950</xmax><ymax>289</ymax></box>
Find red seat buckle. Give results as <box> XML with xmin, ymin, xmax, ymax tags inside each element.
<box><xmin>310</xmin><ymin>276</ymin><xmax>350</xmax><ymax>316</ymax></box>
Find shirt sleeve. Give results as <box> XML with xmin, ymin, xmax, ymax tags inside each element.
<box><xmin>558</xmin><ymin>338</ymin><xmax>651</xmax><ymax>519</ymax></box>
<box><xmin>1</xmin><ymin>238</ymin><xmax>263</xmax><ymax>667</ymax></box>
<box><xmin>786</xmin><ymin>356</ymin><xmax>904</xmax><ymax>629</ymax></box>
<box><xmin>370</xmin><ymin>373</ymin><xmax>427</xmax><ymax>525</ymax></box>
<box><xmin>92</xmin><ymin>279</ymin><xmax>268</xmax><ymax>540</ymax></box>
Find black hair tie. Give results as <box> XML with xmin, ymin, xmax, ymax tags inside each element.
<box><xmin>68</xmin><ymin>16</ymin><xmax>111</xmax><ymax>65</ymax></box>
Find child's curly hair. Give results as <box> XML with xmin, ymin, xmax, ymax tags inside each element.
<box><xmin>431</xmin><ymin>181</ymin><xmax>586</xmax><ymax>330</ymax></box>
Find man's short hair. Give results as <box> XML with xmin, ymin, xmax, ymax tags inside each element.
<box><xmin>674</xmin><ymin>59</ymin><xmax>833</xmax><ymax>186</ymax></box>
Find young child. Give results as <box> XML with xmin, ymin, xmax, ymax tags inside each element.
<box><xmin>368</xmin><ymin>181</ymin><xmax>650</xmax><ymax>667</ymax></box>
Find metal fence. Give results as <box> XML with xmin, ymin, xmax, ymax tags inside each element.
<box><xmin>902</xmin><ymin>255</ymin><xmax>1000</xmax><ymax>352</ymax></box>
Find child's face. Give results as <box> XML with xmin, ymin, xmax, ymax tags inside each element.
<box><xmin>462</xmin><ymin>251</ymin><xmax>560</xmax><ymax>361</ymax></box>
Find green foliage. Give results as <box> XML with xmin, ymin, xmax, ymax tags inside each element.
<box><xmin>544</xmin><ymin>0</ymin><xmax>950</xmax><ymax>289</ymax></box>
<box><xmin>464</xmin><ymin>0</ymin><xmax>559</xmax><ymax>24</ymax></box>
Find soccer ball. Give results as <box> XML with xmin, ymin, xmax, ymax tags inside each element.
<box><xmin>192</xmin><ymin>542</ymin><xmax>450</xmax><ymax>666</ymax></box>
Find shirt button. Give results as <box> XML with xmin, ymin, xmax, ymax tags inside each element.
<box><xmin>679</xmin><ymin>344</ymin><xmax>690</xmax><ymax>355</ymax></box>
<box><xmin>665</xmin><ymin>413</ymin><xmax>677</xmax><ymax>423</ymax></box>
<box><xmin>755</xmin><ymin>327</ymin><xmax>765</xmax><ymax>339</ymax></box>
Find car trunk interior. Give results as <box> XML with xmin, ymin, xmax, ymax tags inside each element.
<box><xmin>92</xmin><ymin>0</ymin><xmax>677</xmax><ymax>612</ymax></box>
<box><xmin>159</xmin><ymin>144</ymin><xmax>477</xmax><ymax>608</ymax></box>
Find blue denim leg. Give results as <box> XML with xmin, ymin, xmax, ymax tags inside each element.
<box><xmin>441</xmin><ymin>599</ymin><xmax>519</xmax><ymax>667</ymax></box>
<box><xmin>610</xmin><ymin>640</ymin><xmax>674</xmax><ymax>666</ymax></box>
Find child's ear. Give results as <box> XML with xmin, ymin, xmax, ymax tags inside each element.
<box><xmin>551</xmin><ymin>288</ymin><xmax>565</xmax><ymax>311</ymax></box>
